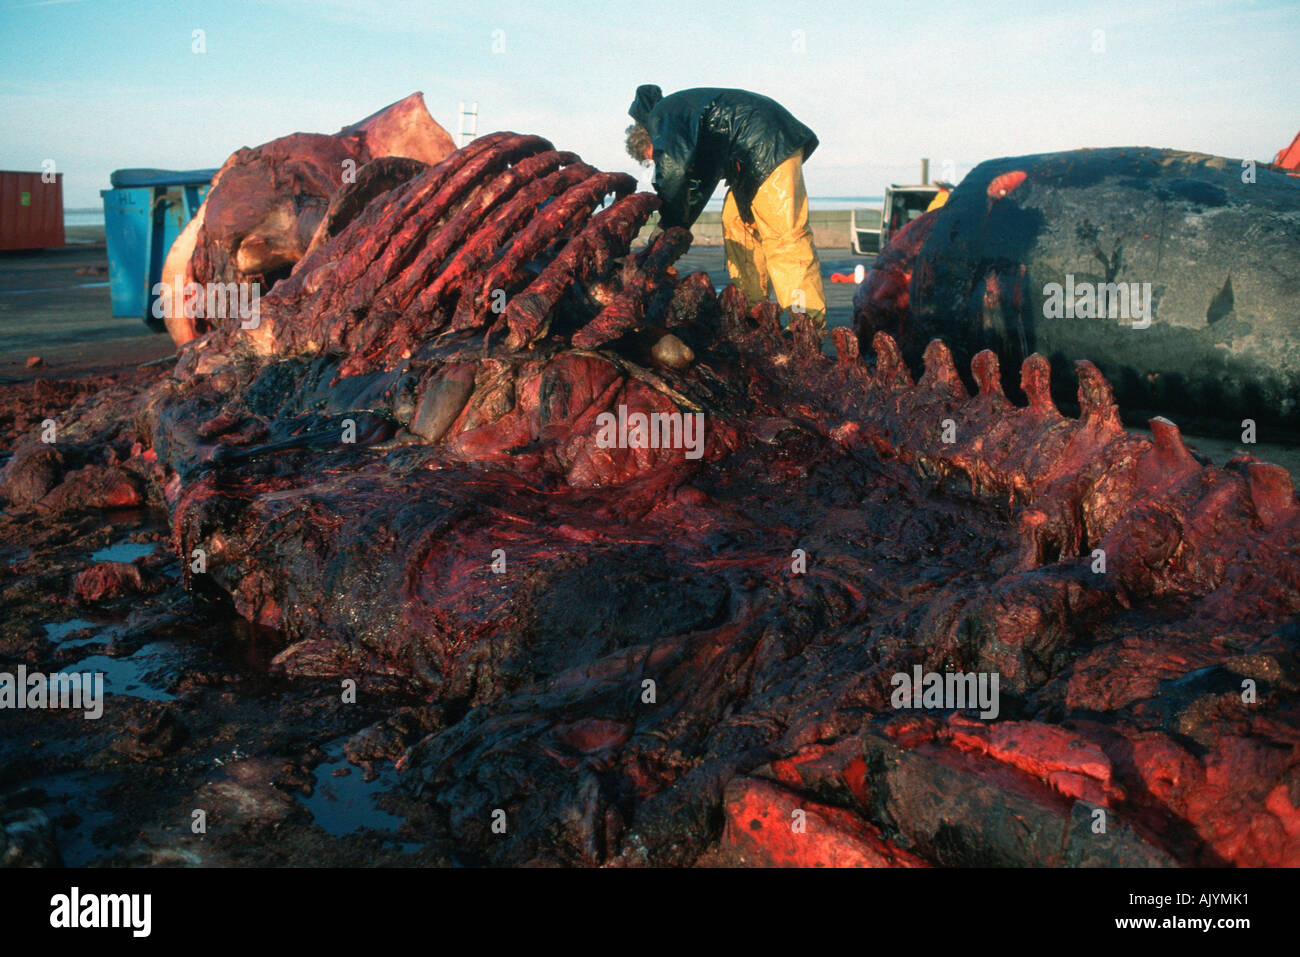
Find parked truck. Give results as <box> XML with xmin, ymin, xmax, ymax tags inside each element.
<box><xmin>849</xmin><ymin>182</ymin><xmax>941</xmax><ymax>256</ymax></box>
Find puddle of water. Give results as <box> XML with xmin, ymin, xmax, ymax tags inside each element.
<box><xmin>3</xmin><ymin>281</ymin><xmax>111</xmax><ymax>295</ymax></box>
<box><xmin>19</xmin><ymin>770</ymin><xmax>121</xmax><ymax>867</ymax></box>
<box><xmin>43</xmin><ymin>618</ymin><xmax>99</xmax><ymax>642</ymax></box>
<box><xmin>89</xmin><ymin>542</ymin><xmax>156</xmax><ymax>563</ymax></box>
<box><xmin>66</xmin><ymin>641</ymin><xmax>182</xmax><ymax>701</ymax></box>
<box><xmin>298</xmin><ymin>737</ymin><xmax>407</xmax><ymax>838</ymax></box>
<box><xmin>42</xmin><ymin>618</ymin><xmax>124</xmax><ymax>648</ymax></box>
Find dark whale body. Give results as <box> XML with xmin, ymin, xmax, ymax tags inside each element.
<box><xmin>856</xmin><ymin>147</ymin><xmax>1300</xmax><ymax>438</ymax></box>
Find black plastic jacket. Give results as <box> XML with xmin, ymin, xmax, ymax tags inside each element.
<box><xmin>628</xmin><ymin>85</ymin><xmax>818</xmax><ymax>230</ymax></box>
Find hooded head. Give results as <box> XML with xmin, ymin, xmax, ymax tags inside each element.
<box><xmin>629</xmin><ymin>84</ymin><xmax>663</xmax><ymax>126</ymax></box>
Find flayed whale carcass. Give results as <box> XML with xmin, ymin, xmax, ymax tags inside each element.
<box><xmin>158</xmin><ymin>92</ymin><xmax>456</xmax><ymax>346</ymax></box>
<box><xmin>4</xmin><ymin>133</ymin><xmax>1299</xmax><ymax>868</ymax></box>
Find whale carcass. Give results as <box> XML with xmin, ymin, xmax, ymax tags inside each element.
<box><xmin>158</xmin><ymin>92</ymin><xmax>456</xmax><ymax>346</ymax></box>
<box><xmin>4</xmin><ymin>134</ymin><xmax>1300</xmax><ymax>868</ymax></box>
<box><xmin>854</xmin><ymin>147</ymin><xmax>1300</xmax><ymax>439</ymax></box>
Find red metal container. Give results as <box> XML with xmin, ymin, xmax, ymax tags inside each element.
<box><xmin>0</xmin><ymin>170</ymin><xmax>65</xmax><ymax>250</ymax></box>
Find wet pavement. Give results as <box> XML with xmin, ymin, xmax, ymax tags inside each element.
<box><xmin>0</xmin><ymin>237</ymin><xmax>174</xmax><ymax>382</ymax></box>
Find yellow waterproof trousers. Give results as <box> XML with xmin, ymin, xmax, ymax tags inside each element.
<box><xmin>721</xmin><ymin>153</ymin><xmax>827</xmax><ymax>334</ymax></box>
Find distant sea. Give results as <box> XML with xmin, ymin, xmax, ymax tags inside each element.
<box><xmin>64</xmin><ymin>208</ymin><xmax>105</xmax><ymax>227</ymax></box>
<box><xmin>64</xmin><ymin>196</ymin><xmax>885</xmax><ymax>229</ymax></box>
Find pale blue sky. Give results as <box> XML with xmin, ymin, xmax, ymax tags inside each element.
<box><xmin>2</xmin><ymin>0</ymin><xmax>1297</xmax><ymax>207</ymax></box>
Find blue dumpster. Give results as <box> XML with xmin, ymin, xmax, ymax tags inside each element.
<box><xmin>101</xmin><ymin>168</ymin><xmax>217</xmax><ymax>329</ymax></box>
